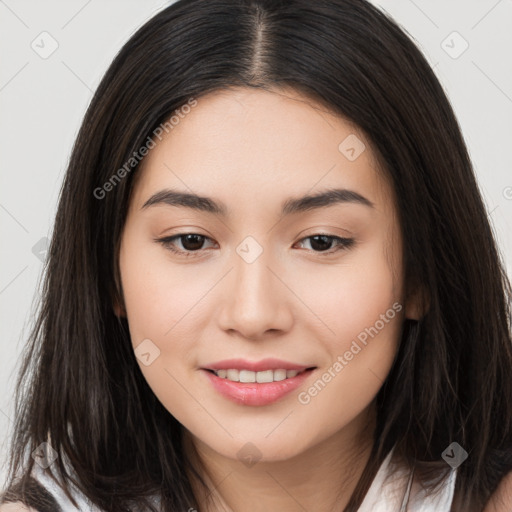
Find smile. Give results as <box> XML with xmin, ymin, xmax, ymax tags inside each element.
<box><xmin>201</xmin><ymin>358</ymin><xmax>316</xmax><ymax>406</ymax></box>
<box><xmin>210</xmin><ymin>368</ymin><xmax>307</xmax><ymax>382</ymax></box>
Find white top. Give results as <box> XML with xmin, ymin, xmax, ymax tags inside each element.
<box><xmin>30</xmin><ymin>462</ymin><xmax>102</xmax><ymax>511</ymax></box>
<box><xmin>358</xmin><ymin>448</ymin><xmax>457</xmax><ymax>511</ymax></box>
<box><xmin>29</xmin><ymin>446</ymin><xmax>456</xmax><ymax>511</ymax></box>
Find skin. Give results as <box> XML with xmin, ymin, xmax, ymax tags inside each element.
<box><xmin>117</xmin><ymin>86</ymin><xmax>423</xmax><ymax>511</ymax></box>
<box><xmin>0</xmin><ymin>505</ymin><xmax>36</xmax><ymax>512</ymax></box>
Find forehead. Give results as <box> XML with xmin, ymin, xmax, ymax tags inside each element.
<box><xmin>131</xmin><ymin>87</ymin><xmax>393</xmax><ymax>216</ymax></box>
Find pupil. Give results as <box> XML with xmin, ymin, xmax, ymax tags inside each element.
<box><xmin>183</xmin><ymin>234</ymin><xmax>204</xmax><ymax>250</ymax></box>
<box><xmin>311</xmin><ymin>235</ymin><xmax>331</xmax><ymax>251</ymax></box>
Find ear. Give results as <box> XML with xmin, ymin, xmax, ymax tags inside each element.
<box><xmin>111</xmin><ymin>264</ymin><xmax>127</xmax><ymax>318</ymax></box>
<box><xmin>113</xmin><ymin>300</ymin><xmax>126</xmax><ymax>318</ymax></box>
<box><xmin>404</xmin><ymin>281</ymin><xmax>429</xmax><ymax>321</ymax></box>
<box><xmin>112</xmin><ymin>281</ymin><xmax>127</xmax><ymax>318</ymax></box>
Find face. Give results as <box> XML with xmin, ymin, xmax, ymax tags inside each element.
<box><xmin>118</xmin><ymin>87</ymin><xmax>414</xmax><ymax>463</ymax></box>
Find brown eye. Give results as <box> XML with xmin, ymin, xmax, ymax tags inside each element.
<box><xmin>156</xmin><ymin>233</ymin><xmax>215</xmax><ymax>257</ymax></box>
<box><xmin>296</xmin><ymin>235</ymin><xmax>355</xmax><ymax>253</ymax></box>
<box><xmin>156</xmin><ymin>233</ymin><xmax>354</xmax><ymax>259</ymax></box>
<box><xmin>176</xmin><ymin>234</ymin><xmax>207</xmax><ymax>251</ymax></box>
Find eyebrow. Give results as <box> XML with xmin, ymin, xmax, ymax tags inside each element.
<box><xmin>141</xmin><ymin>187</ymin><xmax>374</xmax><ymax>216</ymax></box>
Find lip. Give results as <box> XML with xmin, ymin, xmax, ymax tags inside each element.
<box><xmin>201</xmin><ymin>363</ymin><xmax>316</xmax><ymax>407</ymax></box>
<box><xmin>202</xmin><ymin>358</ymin><xmax>312</xmax><ymax>372</ymax></box>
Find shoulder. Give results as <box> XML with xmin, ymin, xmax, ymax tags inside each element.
<box><xmin>484</xmin><ymin>471</ymin><xmax>512</xmax><ymax>512</ymax></box>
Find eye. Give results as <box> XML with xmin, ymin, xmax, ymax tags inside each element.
<box><xmin>294</xmin><ymin>234</ymin><xmax>355</xmax><ymax>254</ymax></box>
<box><xmin>156</xmin><ymin>232</ymin><xmax>354</xmax><ymax>258</ymax></box>
<box><xmin>156</xmin><ymin>233</ymin><xmax>216</xmax><ymax>257</ymax></box>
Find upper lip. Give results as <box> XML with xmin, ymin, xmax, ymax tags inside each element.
<box><xmin>202</xmin><ymin>358</ymin><xmax>315</xmax><ymax>372</ymax></box>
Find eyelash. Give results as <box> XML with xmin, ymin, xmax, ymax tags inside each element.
<box><xmin>155</xmin><ymin>233</ymin><xmax>355</xmax><ymax>258</ymax></box>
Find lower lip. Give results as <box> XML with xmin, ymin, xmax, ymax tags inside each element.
<box><xmin>202</xmin><ymin>369</ymin><xmax>314</xmax><ymax>406</ymax></box>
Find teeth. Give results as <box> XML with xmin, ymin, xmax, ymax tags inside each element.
<box><xmin>239</xmin><ymin>370</ymin><xmax>256</xmax><ymax>383</ymax></box>
<box><xmin>273</xmin><ymin>369</ymin><xmax>287</xmax><ymax>381</ymax></box>
<box><xmin>256</xmin><ymin>370</ymin><xmax>273</xmax><ymax>383</ymax></box>
<box><xmin>213</xmin><ymin>368</ymin><xmax>304</xmax><ymax>382</ymax></box>
<box><xmin>226</xmin><ymin>369</ymin><xmax>239</xmax><ymax>381</ymax></box>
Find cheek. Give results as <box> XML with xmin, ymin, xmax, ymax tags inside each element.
<box><xmin>307</xmin><ymin>240</ymin><xmax>401</xmax><ymax>349</ymax></box>
<box><xmin>295</xmin><ymin>241</ymin><xmax>403</xmax><ymax>428</ymax></box>
<box><xmin>119</xmin><ymin>235</ymin><xmax>210</xmax><ymax>348</ymax></box>
<box><xmin>119</xmin><ymin>236</ymin><xmax>207</xmax><ymax>424</ymax></box>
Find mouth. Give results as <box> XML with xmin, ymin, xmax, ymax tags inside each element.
<box><xmin>204</xmin><ymin>367</ymin><xmax>315</xmax><ymax>383</ymax></box>
<box><xmin>200</xmin><ymin>359</ymin><xmax>317</xmax><ymax>406</ymax></box>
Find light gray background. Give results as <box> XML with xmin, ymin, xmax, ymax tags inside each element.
<box><xmin>1</xmin><ymin>0</ymin><xmax>511</xmax><ymax>489</ymax></box>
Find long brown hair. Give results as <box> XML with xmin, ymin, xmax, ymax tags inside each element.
<box><xmin>2</xmin><ymin>0</ymin><xmax>512</xmax><ymax>510</ymax></box>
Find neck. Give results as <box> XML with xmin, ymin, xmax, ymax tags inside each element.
<box><xmin>183</xmin><ymin>404</ymin><xmax>376</xmax><ymax>512</ymax></box>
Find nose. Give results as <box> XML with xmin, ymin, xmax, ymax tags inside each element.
<box><xmin>217</xmin><ymin>246</ymin><xmax>294</xmax><ymax>341</ymax></box>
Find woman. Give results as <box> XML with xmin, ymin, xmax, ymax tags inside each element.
<box><xmin>2</xmin><ymin>0</ymin><xmax>512</xmax><ymax>510</ymax></box>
